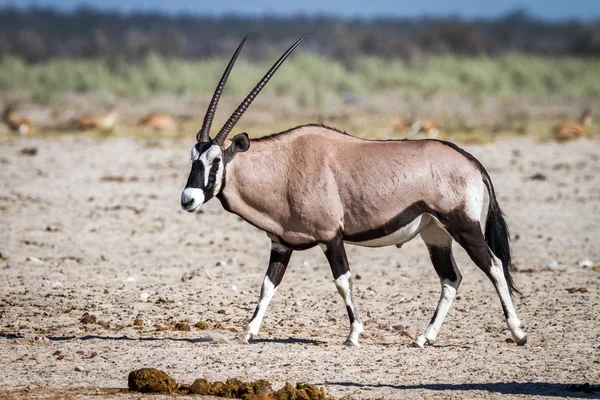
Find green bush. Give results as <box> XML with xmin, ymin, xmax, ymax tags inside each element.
<box><xmin>1</xmin><ymin>53</ymin><xmax>599</xmax><ymax>103</ymax></box>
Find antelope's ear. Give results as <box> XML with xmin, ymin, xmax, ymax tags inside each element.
<box><xmin>227</xmin><ymin>133</ymin><xmax>250</xmax><ymax>155</ymax></box>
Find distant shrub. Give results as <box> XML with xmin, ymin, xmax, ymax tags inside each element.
<box><xmin>1</xmin><ymin>53</ymin><xmax>599</xmax><ymax>103</ymax></box>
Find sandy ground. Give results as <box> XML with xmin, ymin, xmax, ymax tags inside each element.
<box><xmin>0</xmin><ymin>134</ymin><xmax>599</xmax><ymax>399</ymax></box>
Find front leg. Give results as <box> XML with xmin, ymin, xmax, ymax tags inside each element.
<box><xmin>238</xmin><ymin>241</ymin><xmax>292</xmax><ymax>344</ymax></box>
<box><xmin>321</xmin><ymin>235</ymin><xmax>364</xmax><ymax>346</ymax></box>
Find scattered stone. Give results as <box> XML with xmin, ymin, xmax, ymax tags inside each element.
<box><xmin>43</xmin><ymin>280</ymin><xmax>63</xmax><ymax>288</ymax></box>
<box><xmin>505</xmin><ymin>337</ymin><xmax>515</xmax><ymax>344</ymax></box>
<box><xmin>139</xmin><ymin>292</ymin><xmax>150</xmax><ymax>302</ymax></box>
<box><xmin>578</xmin><ymin>259</ymin><xmax>595</xmax><ymax>268</ymax></box>
<box><xmin>528</xmin><ymin>173</ymin><xmax>547</xmax><ymax>181</ymax></box>
<box><xmin>174</xmin><ymin>321</ymin><xmax>191</xmax><ymax>331</ymax></box>
<box><xmin>546</xmin><ymin>260</ymin><xmax>558</xmax><ymax>269</ymax></box>
<box><xmin>133</xmin><ymin>317</ymin><xmax>144</xmax><ymax>327</ymax></box>
<box><xmin>26</xmin><ymin>256</ymin><xmax>43</xmax><ymax>265</ymax></box>
<box><xmin>566</xmin><ymin>287</ymin><xmax>588</xmax><ymax>294</ymax></box>
<box><xmin>33</xmin><ymin>335</ymin><xmax>50</xmax><ymax>344</ymax></box>
<box><xmin>128</xmin><ymin>368</ymin><xmax>177</xmax><ymax>393</ymax></box>
<box><xmin>80</xmin><ymin>312</ymin><xmax>97</xmax><ymax>324</ymax></box>
<box><xmin>74</xmin><ymin>366</ymin><xmax>85</xmax><ymax>372</ymax></box>
<box><xmin>46</xmin><ymin>224</ymin><xmax>60</xmax><ymax>232</ymax></box>
<box><xmin>355</xmin><ymin>274</ymin><xmax>362</xmax><ymax>280</ymax></box>
<box><xmin>181</xmin><ymin>268</ymin><xmax>204</xmax><ymax>282</ymax></box>
<box><xmin>126</xmin><ymin>276</ymin><xmax>136</xmax><ymax>282</ymax></box>
<box><xmin>20</xmin><ymin>147</ymin><xmax>38</xmax><ymax>156</ymax></box>
<box><xmin>100</xmin><ymin>175</ymin><xmax>138</xmax><ymax>182</ymax></box>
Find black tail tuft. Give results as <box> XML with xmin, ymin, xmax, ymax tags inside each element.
<box><xmin>484</xmin><ymin>196</ymin><xmax>520</xmax><ymax>297</ymax></box>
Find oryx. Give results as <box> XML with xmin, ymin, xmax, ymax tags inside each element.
<box><xmin>181</xmin><ymin>36</ymin><xmax>527</xmax><ymax>347</ymax></box>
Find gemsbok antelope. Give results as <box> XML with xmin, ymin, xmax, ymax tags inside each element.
<box><xmin>552</xmin><ymin>109</ymin><xmax>593</xmax><ymax>141</ymax></box>
<box><xmin>181</xmin><ymin>36</ymin><xmax>527</xmax><ymax>348</ymax></box>
<box><xmin>2</xmin><ymin>103</ymin><xmax>32</xmax><ymax>134</ymax></box>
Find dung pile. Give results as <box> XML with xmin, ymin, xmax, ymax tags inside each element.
<box><xmin>128</xmin><ymin>368</ymin><xmax>331</xmax><ymax>399</ymax></box>
<box><xmin>128</xmin><ymin>368</ymin><xmax>177</xmax><ymax>393</ymax></box>
<box><xmin>184</xmin><ymin>378</ymin><xmax>330</xmax><ymax>399</ymax></box>
<box><xmin>185</xmin><ymin>377</ymin><xmax>273</xmax><ymax>398</ymax></box>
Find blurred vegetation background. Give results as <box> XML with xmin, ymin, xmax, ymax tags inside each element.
<box><xmin>0</xmin><ymin>7</ymin><xmax>599</xmax><ymax>141</ymax></box>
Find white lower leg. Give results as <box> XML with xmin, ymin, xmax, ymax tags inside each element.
<box><xmin>416</xmin><ymin>278</ymin><xmax>459</xmax><ymax>348</ymax></box>
<box><xmin>490</xmin><ymin>256</ymin><xmax>527</xmax><ymax>345</ymax></box>
<box><xmin>238</xmin><ymin>277</ymin><xmax>276</xmax><ymax>343</ymax></box>
<box><xmin>335</xmin><ymin>272</ymin><xmax>363</xmax><ymax>346</ymax></box>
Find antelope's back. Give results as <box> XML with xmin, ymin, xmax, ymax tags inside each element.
<box><xmin>284</xmin><ymin>126</ymin><xmax>483</xmax><ymax>233</ymax></box>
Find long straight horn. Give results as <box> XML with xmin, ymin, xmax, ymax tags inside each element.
<box><xmin>197</xmin><ymin>36</ymin><xmax>247</xmax><ymax>142</ymax></box>
<box><xmin>213</xmin><ymin>35</ymin><xmax>307</xmax><ymax>145</ymax></box>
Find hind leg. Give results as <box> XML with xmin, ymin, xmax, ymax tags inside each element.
<box><xmin>449</xmin><ymin>220</ymin><xmax>527</xmax><ymax>345</ymax></box>
<box><xmin>416</xmin><ymin>223</ymin><xmax>462</xmax><ymax>348</ymax></box>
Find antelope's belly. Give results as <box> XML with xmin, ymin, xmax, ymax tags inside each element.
<box><xmin>344</xmin><ymin>214</ymin><xmax>431</xmax><ymax>248</ymax></box>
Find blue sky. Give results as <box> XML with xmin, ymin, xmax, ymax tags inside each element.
<box><xmin>1</xmin><ymin>0</ymin><xmax>599</xmax><ymax>20</ymax></box>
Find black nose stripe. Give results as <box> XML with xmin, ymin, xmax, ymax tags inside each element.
<box><xmin>186</xmin><ymin>160</ymin><xmax>205</xmax><ymax>189</ymax></box>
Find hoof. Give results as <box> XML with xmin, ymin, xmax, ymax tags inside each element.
<box><xmin>516</xmin><ymin>335</ymin><xmax>527</xmax><ymax>346</ymax></box>
<box><xmin>343</xmin><ymin>338</ymin><xmax>360</xmax><ymax>347</ymax></box>
<box><xmin>236</xmin><ymin>333</ymin><xmax>251</xmax><ymax>344</ymax></box>
<box><xmin>414</xmin><ymin>335</ymin><xmax>432</xmax><ymax>348</ymax></box>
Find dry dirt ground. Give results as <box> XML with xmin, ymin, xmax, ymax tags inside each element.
<box><xmin>0</xmin><ymin>134</ymin><xmax>599</xmax><ymax>399</ymax></box>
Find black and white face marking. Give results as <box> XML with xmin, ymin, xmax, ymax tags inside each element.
<box><xmin>181</xmin><ymin>141</ymin><xmax>225</xmax><ymax>212</ymax></box>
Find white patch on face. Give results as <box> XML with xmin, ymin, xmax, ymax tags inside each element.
<box><xmin>181</xmin><ymin>187</ymin><xmax>205</xmax><ymax>212</ymax></box>
<box><xmin>186</xmin><ymin>144</ymin><xmax>225</xmax><ymax>203</ymax></box>
<box><xmin>191</xmin><ymin>145</ymin><xmax>200</xmax><ymax>161</ymax></box>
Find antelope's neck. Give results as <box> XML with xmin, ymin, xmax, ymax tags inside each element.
<box><xmin>217</xmin><ymin>140</ymin><xmax>287</xmax><ymax>237</ymax></box>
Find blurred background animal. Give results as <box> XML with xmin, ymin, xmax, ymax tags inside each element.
<box><xmin>138</xmin><ymin>113</ymin><xmax>177</xmax><ymax>131</ymax></box>
<box><xmin>2</xmin><ymin>103</ymin><xmax>32</xmax><ymax>134</ymax></box>
<box><xmin>553</xmin><ymin>109</ymin><xmax>593</xmax><ymax>141</ymax></box>
<box><xmin>74</xmin><ymin>106</ymin><xmax>119</xmax><ymax>131</ymax></box>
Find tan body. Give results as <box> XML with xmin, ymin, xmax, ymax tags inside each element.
<box><xmin>552</xmin><ymin>110</ymin><xmax>592</xmax><ymax>141</ymax></box>
<box><xmin>2</xmin><ymin>105</ymin><xmax>32</xmax><ymax>134</ymax></box>
<box><xmin>138</xmin><ymin>113</ymin><xmax>176</xmax><ymax>131</ymax></box>
<box><xmin>75</xmin><ymin>108</ymin><xmax>118</xmax><ymax>130</ymax></box>
<box><xmin>221</xmin><ymin>125</ymin><xmax>478</xmax><ymax>247</ymax></box>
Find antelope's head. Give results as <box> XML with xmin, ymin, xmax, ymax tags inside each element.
<box><xmin>181</xmin><ymin>35</ymin><xmax>306</xmax><ymax>212</ymax></box>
